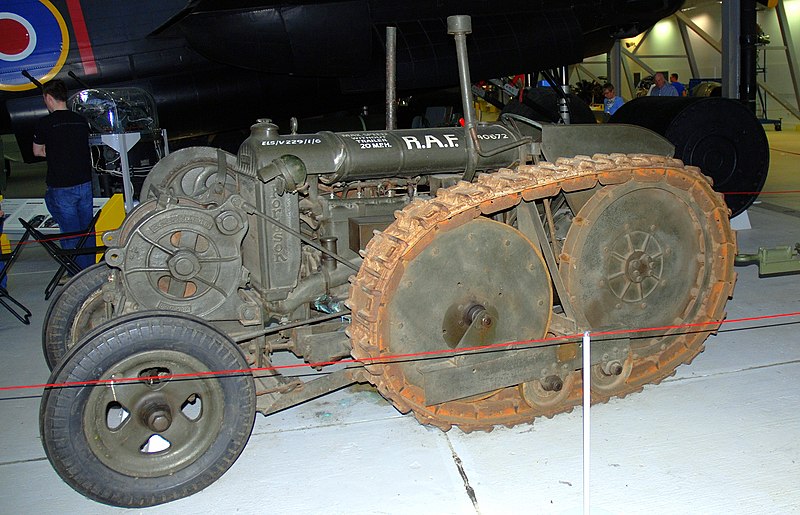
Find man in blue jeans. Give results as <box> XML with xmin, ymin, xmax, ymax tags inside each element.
<box><xmin>32</xmin><ymin>79</ymin><xmax>95</xmax><ymax>270</ymax></box>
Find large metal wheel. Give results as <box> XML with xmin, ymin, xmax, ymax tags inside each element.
<box><xmin>379</xmin><ymin>217</ymin><xmax>552</xmax><ymax>429</ymax></box>
<box><xmin>350</xmin><ymin>174</ymin><xmax>563</xmax><ymax>431</ymax></box>
<box><xmin>40</xmin><ymin>312</ymin><xmax>256</xmax><ymax>508</ymax></box>
<box><xmin>41</xmin><ymin>263</ymin><xmax>112</xmax><ymax>370</ymax></box>
<box><xmin>560</xmin><ymin>166</ymin><xmax>735</xmax><ymax>401</ymax></box>
<box><xmin>140</xmin><ymin>147</ymin><xmax>237</xmax><ymax>200</ymax></box>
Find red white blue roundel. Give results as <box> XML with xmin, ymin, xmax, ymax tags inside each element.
<box><xmin>0</xmin><ymin>0</ymin><xmax>69</xmax><ymax>92</ymax></box>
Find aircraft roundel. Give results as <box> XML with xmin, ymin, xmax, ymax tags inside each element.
<box><xmin>0</xmin><ymin>0</ymin><xmax>69</xmax><ymax>92</ymax></box>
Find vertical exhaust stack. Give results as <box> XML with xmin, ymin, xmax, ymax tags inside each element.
<box><xmin>385</xmin><ymin>26</ymin><xmax>397</xmax><ymax>130</ymax></box>
<box><xmin>447</xmin><ymin>15</ymin><xmax>534</xmax><ymax>179</ymax></box>
<box><xmin>447</xmin><ymin>15</ymin><xmax>479</xmax><ymax>181</ymax></box>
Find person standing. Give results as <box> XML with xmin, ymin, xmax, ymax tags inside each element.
<box><xmin>32</xmin><ymin>79</ymin><xmax>95</xmax><ymax>270</ymax></box>
<box><xmin>649</xmin><ymin>72</ymin><xmax>679</xmax><ymax>97</ymax></box>
<box><xmin>602</xmin><ymin>83</ymin><xmax>624</xmax><ymax>115</ymax></box>
<box><xmin>670</xmin><ymin>73</ymin><xmax>686</xmax><ymax>96</ymax></box>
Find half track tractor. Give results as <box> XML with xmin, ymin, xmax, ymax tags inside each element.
<box><xmin>39</xmin><ymin>16</ymin><xmax>735</xmax><ymax>507</ymax></box>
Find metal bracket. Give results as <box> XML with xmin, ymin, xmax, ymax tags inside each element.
<box><xmin>515</xmin><ymin>201</ymin><xmax>577</xmax><ymax>322</ymax></box>
<box><xmin>258</xmin><ymin>367</ymin><xmax>359</xmax><ymax>415</ymax></box>
<box><xmin>735</xmin><ymin>244</ymin><xmax>800</xmax><ymax>276</ymax></box>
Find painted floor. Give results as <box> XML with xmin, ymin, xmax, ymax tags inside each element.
<box><xmin>0</xmin><ymin>129</ymin><xmax>798</xmax><ymax>514</ymax></box>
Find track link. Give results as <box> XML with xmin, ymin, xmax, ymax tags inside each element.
<box><xmin>348</xmin><ymin>154</ymin><xmax>736</xmax><ymax>432</ymax></box>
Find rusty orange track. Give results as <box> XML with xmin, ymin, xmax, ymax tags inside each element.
<box><xmin>348</xmin><ymin>154</ymin><xmax>736</xmax><ymax>432</ymax></box>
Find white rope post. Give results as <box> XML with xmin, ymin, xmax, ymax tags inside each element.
<box><xmin>582</xmin><ymin>331</ymin><xmax>591</xmax><ymax>515</ymax></box>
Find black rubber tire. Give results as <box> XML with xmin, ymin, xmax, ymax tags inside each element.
<box><xmin>41</xmin><ymin>263</ymin><xmax>111</xmax><ymax>370</ymax></box>
<box><xmin>39</xmin><ymin>311</ymin><xmax>256</xmax><ymax>508</ymax></box>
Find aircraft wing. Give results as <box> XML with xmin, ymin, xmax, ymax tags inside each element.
<box><xmin>2</xmin><ymin>0</ymin><xmax>685</xmax><ymax>163</ymax></box>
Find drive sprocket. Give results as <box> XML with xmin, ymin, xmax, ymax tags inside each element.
<box><xmin>348</xmin><ymin>154</ymin><xmax>735</xmax><ymax>432</ymax></box>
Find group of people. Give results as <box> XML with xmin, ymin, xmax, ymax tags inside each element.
<box><xmin>602</xmin><ymin>71</ymin><xmax>686</xmax><ymax>116</ymax></box>
<box><xmin>650</xmin><ymin>72</ymin><xmax>685</xmax><ymax>97</ymax></box>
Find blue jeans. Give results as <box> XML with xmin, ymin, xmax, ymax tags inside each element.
<box><xmin>45</xmin><ymin>181</ymin><xmax>95</xmax><ymax>270</ymax></box>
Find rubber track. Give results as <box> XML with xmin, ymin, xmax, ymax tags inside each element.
<box><xmin>347</xmin><ymin>154</ymin><xmax>736</xmax><ymax>432</ymax></box>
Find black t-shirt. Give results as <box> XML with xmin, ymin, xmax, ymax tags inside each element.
<box><xmin>33</xmin><ymin>110</ymin><xmax>92</xmax><ymax>188</ymax></box>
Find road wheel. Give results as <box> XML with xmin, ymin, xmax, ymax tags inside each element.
<box><xmin>40</xmin><ymin>312</ymin><xmax>255</xmax><ymax>507</ymax></box>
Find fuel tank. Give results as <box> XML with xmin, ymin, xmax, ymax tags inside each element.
<box><xmin>237</xmin><ymin>120</ymin><xmax>524</xmax><ymax>183</ymax></box>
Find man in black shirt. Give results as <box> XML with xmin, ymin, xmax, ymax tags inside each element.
<box><xmin>32</xmin><ymin>79</ymin><xmax>95</xmax><ymax>270</ymax></box>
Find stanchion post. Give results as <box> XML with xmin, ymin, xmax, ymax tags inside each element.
<box><xmin>583</xmin><ymin>331</ymin><xmax>591</xmax><ymax>514</ymax></box>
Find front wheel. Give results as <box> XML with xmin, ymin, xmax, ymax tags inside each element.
<box><xmin>39</xmin><ymin>312</ymin><xmax>256</xmax><ymax>508</ymax></box>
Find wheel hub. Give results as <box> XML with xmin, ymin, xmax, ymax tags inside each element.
<box><xmin>442</xmin><ymin>303</ymin><xmax>497</xmax><ymax>348</ymax></box>
<box><xmin>140</xmin><ymin>400</ymin><xmax>173</xmax><ymax>432</ymax></box>
<box><xmin>626</xmin><ymin>251</ymin><xmax>655</xmax><ymax>283</ymax></box>
<box><xmin>168</xmin><ymin>250</ymin><xmax>201</xmax><ymax>280</ymax></box>
<box><xmin>82</xmin><ymin>350</ymin><xmax>226</xmax><ymax>477</ymax></box>
<box><xmin>607</xmin><ymin>229</ymin><xmax>664</xmax><ymax>302</ymax></box>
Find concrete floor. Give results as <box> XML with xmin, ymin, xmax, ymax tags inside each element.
<box><xmin>0</xmin><ymin>129</ymin><xmax>798</xmax><ymax>514</ymax></box>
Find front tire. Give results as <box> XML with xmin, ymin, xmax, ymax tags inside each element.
<box><xmin>40</xmin><ymin>312</ymin><xmax>256</xmax><ymax>507</ymax></box>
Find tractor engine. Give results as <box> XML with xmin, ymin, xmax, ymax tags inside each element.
<box><xmin>102</xmin><ymin>120</ymin><xmax>529</xmax><ymax>336</ymax></box>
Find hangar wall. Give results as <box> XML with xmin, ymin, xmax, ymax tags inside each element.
<box><xmin>578</xmin><ymin>0</ymin><xmax>800</xmax><ymax>127</ymax></box>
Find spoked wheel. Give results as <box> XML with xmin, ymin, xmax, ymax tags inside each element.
<box><xmin>140</xmin><ymin>147</ymin><xmax>237</xmax><ymax>200</ymax></box>
<box><xmin>42</xmin><ymin>263</ymin><xmax>112</xmax><ymax>370</ymax></box>
<box><xmin>40</xmin><ymin>312</ymin><xmax>256</xmax><ymax>508</ymax></box>
<box><xmin>559</xmin><ymin>164</ymin><xmax>736</xmax><ymax>401</ymax></box>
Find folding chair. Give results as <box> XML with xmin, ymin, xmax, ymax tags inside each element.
<box><xmin>19</xmin><ymin>209</ymin><xmax>106</xmax><ymax>300</ymax></box>
<box><xmin>0</xmin><ymin>228</ymin><xmax>33</xmax><ymax>324</ymax></box>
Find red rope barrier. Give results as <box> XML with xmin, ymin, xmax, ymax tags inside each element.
<box><xmin>2</xmin><ymin>183</ymin><xmax>798</xmax><ymax>390</ymax></box>
<box><xmin>1</xmin><ymin>310</ymin><xmax>798</xmax><ymax>393</ymax></box>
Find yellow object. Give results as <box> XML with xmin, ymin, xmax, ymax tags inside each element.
<box><xmin>474</xmin><ymin>99</ymin><xmax>500</xmax><ymax>122</ymax></box>
<box><xmin>95</xmin><ymin>194</ymin><xmax>126</xmax><ymax>262</ymax></box>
